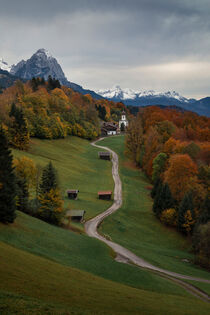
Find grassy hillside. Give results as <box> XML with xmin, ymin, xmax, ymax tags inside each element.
<box><xmin>99</xmin><ymin>136</ymin><xmax>210</xmax><ymax>283</ymax></box>
<box><xmin>2</xmin><ymin>239</ymin><xmax>210</xmax><ymax>315</ymax></box>
<box><xmin>0</xmin><ymin>136</ymin><xmax>210</xmax><ymax>314</ymax></box>
<box><xmin>13</xmin><ymin>136</ymin><xmax>114</xmax><ymax>221</ymax></box>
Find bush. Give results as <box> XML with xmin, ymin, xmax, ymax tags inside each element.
<box><xmin>160</xmin><ymin>208</ymin><xmax>177</xmax><ymax>227</ymax></box>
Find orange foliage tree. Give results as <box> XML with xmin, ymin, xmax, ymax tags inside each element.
<box><xmin>164</xmin><ymin>154</ymin><xmax>198</xmax><ymax>201</ymax></box>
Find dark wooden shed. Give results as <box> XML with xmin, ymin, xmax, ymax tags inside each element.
<box><xmin>66</xmin><ymin>210</ymin><xmax>85</xmax><ymax>222</ymax></box>
<box><xmin>98</xmin><ymin>191</ymin><xmax>112</xmax><ymax>200</ymax></box>
<box><xmin>98</xmin><ymin>151</ymin><xmax>111</xmax><ymax>160</ymax></box>
<box><xmin>67</xmin><ymin>189</ymin><xmax>79</xmax><ymax>200</ymax></box>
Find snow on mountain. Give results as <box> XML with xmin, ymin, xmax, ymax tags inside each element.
<box><xmin>8</xmin><ymin>48</ymin><xmax>103</xmax><ymax>100</ymax></box>
<box><xmin>97</xmin><ymin>85</ymin><xmax>137</xmax><ymax>100</ymax></box>
<box><xmin>97</xmin><ymin>86</ymin><xmax>192</xmax><ymax>103</ymax></box>
<box><xmin>0</xmin><ymin>58</ymin><xmax>11</xmax><ymax>72</ymax></box>
<box><xmin>10</xmin><ymin>48</ymin><xmax>68</xmax><ymax>85</ymax></box>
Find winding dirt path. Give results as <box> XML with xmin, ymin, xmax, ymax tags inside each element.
<box><xmin>85</xmin><ymin>138</ymin><xmax>210</xmax><ymax>302</ymax></box>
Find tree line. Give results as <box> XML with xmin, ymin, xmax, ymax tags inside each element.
<box><xmin>0</xmin><ymin>77</ymin><xmax>126</xmax><ymax>150</ymax></box>
<box><xmin>125</xmin><ymin>106</ymin><xmax>210</xmax><ymax>269</ymax></box>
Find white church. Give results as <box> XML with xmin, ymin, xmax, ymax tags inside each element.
<box><xmin>119</xmin><ymin>110</ymin><xmax>128</xmax><ymax>131</ymax></box>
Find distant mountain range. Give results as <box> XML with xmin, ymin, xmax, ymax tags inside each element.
<box><xmin>97</xmin><ymin>86</ymin><xmax>210</xmax><ymax>117</ymax></box>
<box><xmin>0</xmin><ymin>50</ymin><xmax>209</xmax><ymax>116</ymax></box>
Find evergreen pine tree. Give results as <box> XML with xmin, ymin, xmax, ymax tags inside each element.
<box><xmin>152</xmin><ymin>181</ymin><xmax>163</xmax><ymax>217</ymax></box>
<box><xmin>178</xmin><ymin>191</ymin><xmax>194</xmax><ymax>233</ymax></box>
<box><xmin>39</xmin><ymin>162</ymin><xmax>57</xmax><ymax>194</ymax></box>
<box><xmin>0</xmin><ymin>126</ymin><xmax>16</xmax><ymax>223</ymax></box>
<box><xmin>38</xmin><ymin>162</ymin><xmax>63</xmax><ymax>225</ymax></box>
<box><xmin>9</xmin><ymin>103</ymin><xmax>30</xmax><ymax>150</ymax></box>
<box><xmin>153</xmin><ymin>182</ymin><xmax>175</xmax><ymax>218</ymax></box>
<box><xmin>199</xmin><ymin>195</ymin><xmax>210</xmax><ymax>225</ymax></box>
<box><xmin>151</xmin><ymin>178</ymin><xmax>162</xmax><ymax>199</ymax></box>
<box><xmin>16</xmin><ymin>173</ymin><xmax>29</xmax><ymax>213</ymax></box>
<box><xmin>161</xmin><ymin>183</ymin><xmax>175</xmax><ymax>210</ymax></box>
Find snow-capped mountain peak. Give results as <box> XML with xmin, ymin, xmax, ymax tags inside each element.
<box><xmin>97</xmin><ymin>85</ymin><xmax>137</xmax><ymax>100</ymax></box>
<box><xmin>0</xmin><ymin>58</ymin><xmax>11</xmax><ymax>72</ymax></box>
<box><xmin>10</xmin><ymin>48</ymin><xmax>68</xmax><ymax>84</ymax></box>
<box><xmin>35</xmin><ymin>48</ymin><xmax>53</xmax><ymax>59</ymax></box>
<box><xmin>97</xmin><ymin>86</ymin><xmax>192</xmax><ymax>104</ymax></box>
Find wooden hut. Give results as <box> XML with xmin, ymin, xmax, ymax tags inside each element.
<box><xmin>98</xmin><ymin>151</ymin><xmax>111</xmax><ymax>160</ymax></box>
<box><xmin>67</xmin><ymin>189</ymin><xmax>79</xmax><ymax>200</ymax></box>
<box><xmin>98</xmin><ymin>191</ymin><xmax>112</xmax><ymax>200</ymax></box>
<box><xmin>66</xmin><ymin>210</ymin><xmax>85</xmax><ymax>222</ymax></box>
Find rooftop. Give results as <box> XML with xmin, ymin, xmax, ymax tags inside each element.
<box><xmin>66</xmin><ymin>210</ymin><xmax>85</xmax><ymax>217</ymax></box>
<box><xmin>98</xmin><ymin>191</ymin><xmax>112</xmax><ymax>195</ymax></box>
<box><xmin>67</xmin><ymin>190</ymin><xmax>79</xmax><ymax>193</ymax></box>
<box><xmin>98</xmin><ymin>151</ymin><xmax>111</xmax><ymax>156</ymax></box>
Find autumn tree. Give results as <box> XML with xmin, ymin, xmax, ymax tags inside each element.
<box><xmin>38</xmin><ymin>162</ymin><xmax>63</xmax><ymax>225</ymax></box>
<box><xmin>125</xmin><ymin>117</ymin><xmax>143</xmax><ymax>164</ymax></box>
<box><xmin>13</xmin><ymin>156</ymin><xmax>37</xmax><ymax>191</ymax></box>
<box><xmin>164</xmin><ymin>154</ymin><xmax>197</xmax><ymax>201</ymax></box>
<box><xmin>0</xmin><ymin>126</ymin><xmax>17</xmax><ymax>223</ymax></box>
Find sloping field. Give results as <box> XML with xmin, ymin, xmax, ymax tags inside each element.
<box><xmin>0</xmin><ymin>136</ymin><xmax>209</xmax><ymax>314</ymax></box>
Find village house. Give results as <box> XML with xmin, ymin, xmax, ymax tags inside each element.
<box><xmin>101</xmin><ymin>122</ymin><xmax>118</xmax><ymax>136</ymax></box>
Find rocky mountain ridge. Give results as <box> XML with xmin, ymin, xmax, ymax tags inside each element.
<box><xmin>97</xmin><ymin>85</ymin><xmax>209</xmax><ymax>116</ymax></box>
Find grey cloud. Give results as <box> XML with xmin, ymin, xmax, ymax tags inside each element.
<box><xmin>0</xmin><ymin>0</ymin><xmax>210</xmax><ymax>98</ymax></box>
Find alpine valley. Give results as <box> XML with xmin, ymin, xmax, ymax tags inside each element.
<box><xmin>0</xmin><ymin>49</ymin><xmax>209</xmax><ymax>116</ymax></box>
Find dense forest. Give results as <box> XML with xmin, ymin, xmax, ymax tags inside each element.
<box><xmin>126</xmin><ymin>106</ymin><xmax>210</xmax><ymax>269</ymax></box>
<box><xmin>0</xmin><ymin>77</ymin><xmax>126</xmax><ymax>149</ymax></box>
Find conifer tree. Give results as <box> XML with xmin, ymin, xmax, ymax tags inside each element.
<box><xmin>178</xmin><ymin>191</ymin><xmax>194</xmax><ymax>233</ymax></box>
<box><xmin>39</xmin><ymin>162</ymin><xmax>57</xmax><ymax>194</ymax></box>
<box><xmin>151</xmin><ymin>178</ymin><xmax>162</xmax><ymax>199</ymax></box>
<box><xmin>9</xmin><ymin>103</ymin><xmax>30</xmax><ymax>150</ymax></box>
<box><xmin>0</xmin><ymin>126</ymin><xmax>16</xmax><ymax>223</ymax></box>
<box><xmin>38</xmin><ymin>162</ymin><xmax>63</xmax><ymax>225</ymax></box>
<box><xmin>152</xmin><ymin>181</ymin><xmax>163</xmax><ymax>217</ymax></box>
<box><xmin>199</xmin><ymin>195</ymin><xmax>210</xmax><ymax>225</ymax></box>
<box><xmin>16</xmin><ymin>173</ymin><xmax>29</xmax><ymax>213</ymax></box>
<box><xmin>153</xmin><ymin>182</ymin><xmax>175</xmax><ymax>217</ymax></box>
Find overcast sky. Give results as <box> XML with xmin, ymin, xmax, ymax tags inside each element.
<box><xmin>0</xmin><ymin>0</ymin><xmax>210</xmax><ymax>99</ymax></box>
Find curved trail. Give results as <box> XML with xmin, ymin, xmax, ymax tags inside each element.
<box><xmin>85</xmin><ymin>138</ymin><xmax>210</xmax><ymax>302</ymax></box>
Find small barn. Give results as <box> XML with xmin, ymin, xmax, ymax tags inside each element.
<box><xmin>98</xmin><ymin>151</ymin><xmax>111</xmax><ymax>160</ymax></box>
<box><xmin>67</xmin><ymin>189</ymin><xmax>79</xmax><ymax>200</ymax></box>
<box><xmin>66</xmin><ymin>210</ymin><xmax>85</xmax><ymax>222</ymax></box>
<box><xmin>98</xmin><ymin>191</ymin><xmax>112</xmax><ymax>200</ymax></box>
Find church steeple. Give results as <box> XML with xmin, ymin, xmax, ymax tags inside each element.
<box><xmin>119</xmin><ymin>110</ymin><xmax>128</xmax><ymax>131</ymax></box>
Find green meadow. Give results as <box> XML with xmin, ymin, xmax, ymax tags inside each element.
<box><xmin>0</xmin><ymin>136</ymin><xmax>210</xmax><ymax>314</ymax></box>
<box><xmin>13</xmin><ymin>136</ymin><xmax>114</xmax><ymax>221</ymax></box>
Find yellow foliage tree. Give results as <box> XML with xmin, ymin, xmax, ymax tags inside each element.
<box><xmin>182</xmin><ymin>210</ymin><xmax>196</xmax><ymax>234</ymax></box>
<box><xmin>160</xmin><ymin>208</ymin><xmax>177</xmax><ymax>227</ymax></box>
<box><xmin>13</xmin><ymin>156</ymin><xmax>37</xmax><ymax>190</ymax></box>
